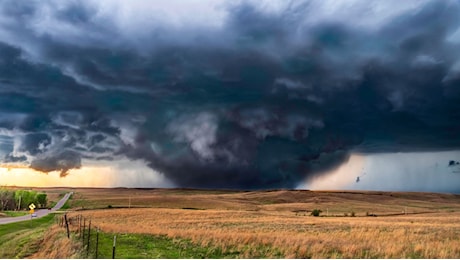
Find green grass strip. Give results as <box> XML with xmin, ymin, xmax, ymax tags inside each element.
<box><xmin>1</xmin><ymin>211</ymin><xmax>29</xmax><ymax>217</ymax></box>
<box><xmin>0</xmin><ymin>214</ymin><xmax>56</xmax><ymax>258</ymax></box>
<box><xmin>84</xmin><ymin>230</ymin><xmax>243</xmax><ymax>259</ymax></box>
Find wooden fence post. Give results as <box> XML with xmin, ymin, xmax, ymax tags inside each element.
<box><xmin>87</xmin><ymin>220</ymin><xmax>91</xmax><ymax>257</ymax></box>
<box><xmin>64</xmin><ymin>214</ymin><xmax>70</xmax><ymax>239</ymax></box>
<box><xmin>95</xmin><ymin>228</ymin><xmax>99</xmax><ymax>259</ymax></box>
<box><xmin>82</xmin><ymin>218</ymin><xmax>86</xmax><ymax>242</ymax></box>
<box><xmin>112</xmin><ymin>235</ymin><xmax>117</xmax><ymax>259</ymax></box>
<box><xmin>78</xmin><ymin>215</ymin><xmax>82</xmax><ymax>235</ymax></box>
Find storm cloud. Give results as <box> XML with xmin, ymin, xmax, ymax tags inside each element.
<box><xmin>0</xmin><ymin>0</ymin><xmax>460</xmax><ymax>189</ymax></box>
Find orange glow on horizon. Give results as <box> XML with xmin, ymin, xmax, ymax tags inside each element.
<box><xmin>0</xmin><ymin>165</ymin><xmax>116</xmax><ymax>187</ymax></box>
<box><xmin>0</xmin><ymin>159</ymin><xmax>174</xmax><ymax>188</ymax></box>
<box><xmin>0</xmin><ymin>163</ymin><xmax>32</xmax><ymax>171</ymax></box>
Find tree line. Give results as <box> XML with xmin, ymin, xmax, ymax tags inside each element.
<box><xmin>0</xmin><ymin>189</ymin><xmax>48</xmax><ymax>211</ymax></box>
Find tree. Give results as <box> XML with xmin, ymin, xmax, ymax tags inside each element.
<box><xmin>0</xmin><ymin>189</ymin><xmax>15</xmax><ymax>210</ymax></box>
<box><xmin>311</xmin><ymin>209</ymin><xmax>322</xmax><ymax>217</ymax></box>
<box><xmin>0</xmin><ymin>189</ymin><xmax>47</xmax><ymax>211</ymax></box>
<box><xmin>36</xmin><ymin>193</ymin><xmax>48</xmax><ymax>208</ymax></box>
<box><xmin>14</xmin><ymin>190</ymin><xmax>37</xmax><ymax>210</ymax></box>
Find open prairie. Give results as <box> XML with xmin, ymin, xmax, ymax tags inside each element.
<box><xmin>58</xmin><ymin>188</ymin><xmax>460</xmax><ymax>258</ymax></box>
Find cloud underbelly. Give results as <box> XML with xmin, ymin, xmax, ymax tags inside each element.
<box><xmin>0</xmin><ymin>0</ymin><xmax>459</xmax><ymax>189</ymax></box>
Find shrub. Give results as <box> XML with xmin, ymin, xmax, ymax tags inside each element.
<box><xmin>36</xmin><ymin>193</ymin><xmax>48</xmax><ymax>208</ymax></box>
<box><xmin>311</xmin><ymin>209</ymin><xmax>322</xmax><ymax>217</ymax></box>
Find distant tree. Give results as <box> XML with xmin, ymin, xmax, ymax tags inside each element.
<box><xmin>0</xmin><ymin>189</ymin><xmax>15</xmax><ymax>210</ymax></box>
<box><xmin>14</xmin><ymin>190</ymin><xmax>37</xmax><ymax>210</ymax></box>
<box><xmin>36</xmin><ymin>193</ymin><xmax>48</xmax><ymax>208</ymax></box>
<box><xmin>14</xmin><ymin>190</ymin><xmax>22</xmax><ymax>210</ymax></box>
<box><xmin>0</xmin><ymin>189</ymin><xmax>7</xmax><ymax>210</ymax></box>
<box><xmin>311</xmin><ymin>209</ymin><xmax>322</xmax><ymax>217</ymax></box>
<box><xmin>0</xmin><ymin>190</ymin><xmax>48</xmax><ymax>210</ymax></box>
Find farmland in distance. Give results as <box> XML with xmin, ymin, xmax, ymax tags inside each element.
<box><xmin>52</xmin><ymin>188</ymin><xmax>460</xmax><ymax>258</ymax></box>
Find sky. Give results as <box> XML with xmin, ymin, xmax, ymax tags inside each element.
<box><xmin>0</xmin><ymin>0</ymin><xmax>460</xmax><ymax>192</ymax></box>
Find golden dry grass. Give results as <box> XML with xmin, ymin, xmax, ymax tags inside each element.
<box><xmin>70</xmin><ymin>208</ymin><xmax>460</xmax><ymax>258</ymax></box>
<box><xmin>27</xmin><ymin>225</ymin><xmax>83</xmax><ymax>259</ymax></box>
<box><xmin>66</xmin><ymin>188</ymin><xmax>460</xmax><ymax>214</ymax></box>
<box><xmin>65</xmin><ymin>188</ymin><xmax>460</xmax><ymax>258</ymax></box>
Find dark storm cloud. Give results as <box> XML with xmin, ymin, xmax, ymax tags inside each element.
<box><xmin>0</xmin><ymin>39</ymin><xmax>130</xmax><ymax>173</ymax></box>
<box><xmin>30</xmin><ymin>150</ymin><xmax>82</xmax><ymax>177</ymax></box>
<box><xmin>0</xmin><ymin>0</ymin><xmax>460</xmax><ymax>188</ymax></box>
<box><xmin>19</xmin><ymin>133</ymin><xmax>51</xmax><ymax>155</ymax></box>
<box><xmin>4</xmin><ymin>154</ymin><xmax>27</xmax><ymax>163</ymax></box>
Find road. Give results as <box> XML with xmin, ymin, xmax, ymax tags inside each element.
<box><xmin>0</xmin><ymin>192</ymin><xmax>73</xmax><ymax>225</ymax></box>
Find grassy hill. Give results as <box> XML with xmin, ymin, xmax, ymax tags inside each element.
<box><xmin>3</xmin><ymin>187</ymin><xmax>460</xmax><ymax>258</ymax></box>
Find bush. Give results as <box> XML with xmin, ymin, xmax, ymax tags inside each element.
<box><xmin>311</xmin><ymin>209</ymin><xmax>322</xmax><ymax>217</ymax></box>
<box><xmin>36</xmin><ymin>193</ymin><xmax>47</xmax><ymax>208</ymax></box>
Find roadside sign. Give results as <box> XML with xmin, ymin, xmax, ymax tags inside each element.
<box><xmin>29</xmin><ymin>203</ymin><xmax>36</xmax><ymax>210</ymax></box>
<box><xmin>29</xmin><ymin>208</ymin><xmax>34</xmax><ymax>214</ymax></box>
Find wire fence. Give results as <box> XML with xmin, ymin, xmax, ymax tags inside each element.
<box><xmin>58</xmin><ymin>214</ymin><xmax>117</xmax><ymax>259</ymax></box>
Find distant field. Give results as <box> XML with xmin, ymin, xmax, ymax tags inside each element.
<box><xmin>59</xmin><ymin>188</ymin><xmax>460</xmax><ymax>258</ymax></box>
<box><xmin>58</xmin><ymin>187</ymin><xmax>460</xmax><ymax>214</ymax></box>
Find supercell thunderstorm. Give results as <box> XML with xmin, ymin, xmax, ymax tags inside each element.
<box><xmin>0</xmin><ymin>0</ymin><xmax>460</xmax><ymax>189</ymax></box>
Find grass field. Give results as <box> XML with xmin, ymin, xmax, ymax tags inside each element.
<box><xmin>0</xmin><ymin>211</ymin><xmax>28</xmax><ymax>217</ymax></box>
<box><xmin>59</xmin><ymin>188</ymin><xmax>460</xmax><ymax>258</ymax></box>
<box><xmin>80</xmin><ymin>229</ymin><xmax>242</xmax><ymax>258</ymax></box>
<box><xmin>63</xmin><ymin>188</ymin><xmax>460</xmax><ymax>214</ymax></box>
<box><xmin>0</xmin><ymin>214</ymin><xmax>57</xmax><ymax>258</ymax></box>
<box><xmin>0</xmin><ymin>191</ymin><xmax>83</xmax><ymax>259</ymax></box>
